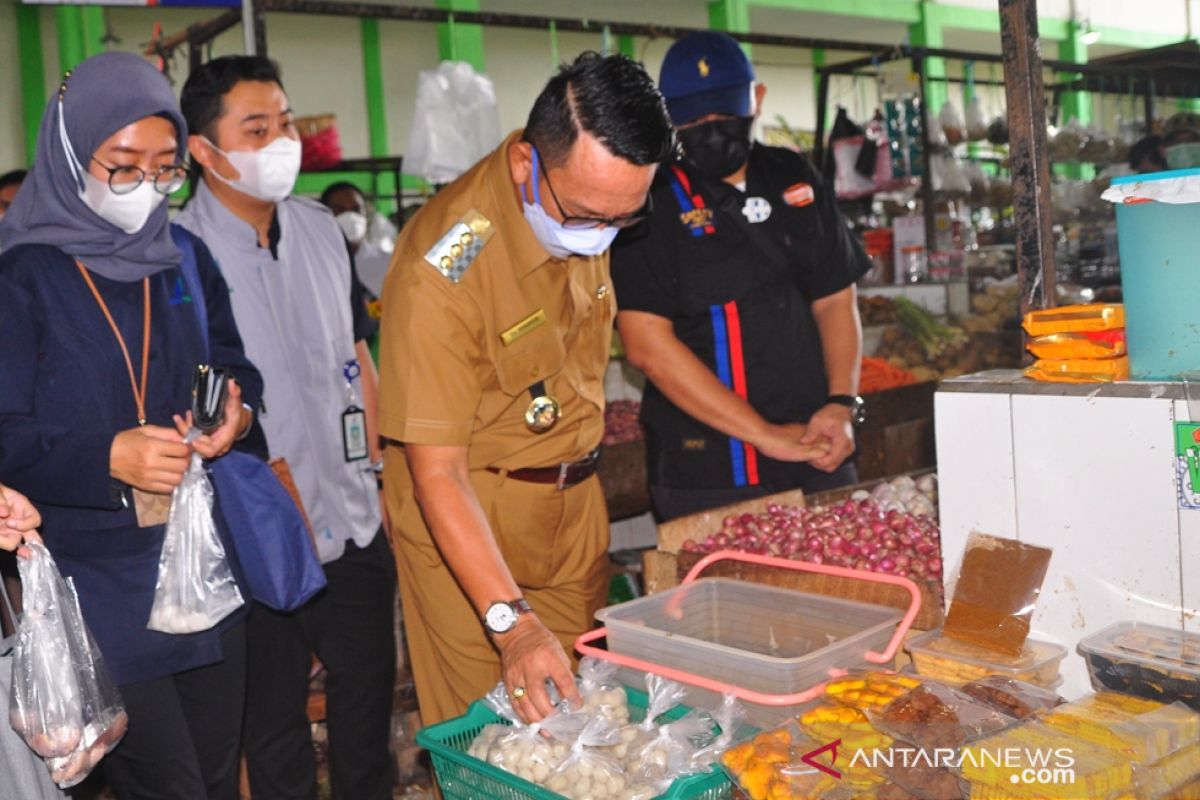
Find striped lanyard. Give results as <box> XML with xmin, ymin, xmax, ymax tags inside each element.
<box><xmin>667</xmin><ymin>165</ymin><xmax>715</xmax><ymax>237</ymax></box>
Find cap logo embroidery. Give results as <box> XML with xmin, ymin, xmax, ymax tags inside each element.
<box><xmin>698</xmin><ymin>57</ymin><xmax>710</xmax><ymax>78</ymax></box>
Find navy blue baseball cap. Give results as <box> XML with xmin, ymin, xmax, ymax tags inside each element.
<box><xmin>659</xmin><ymin>31</ymin><xmax>755</xmax><ymax>126</ymax></box>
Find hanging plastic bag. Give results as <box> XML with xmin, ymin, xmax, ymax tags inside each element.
<box><xmin>147</xmin><ymin>454</ymin><xmax>243</xmax><ymax>634</ymax></box>
<box><xmin>939</xmin><ymin>100</ymin><xmax>966</xmax><ymax>145</ymax></box>
<box><xmin>966</xmin><ymin>96</ymin><xmax>989</xmax><ymax>142</ymax></box>
<box><xmin>42</xmin><ymin>578</ymin><xmax>127</xmax><ymax>789</ymax></box>
<box><xmin>9</xmin><ymin>543</ymin><xmax>83</xmax><ymax>759</ymax></box>
<box><xmin>9</xmin><ymin>543</ymin><xmax>128</xmax><ymax>788</ymax></box>
<box><xmin>404</xmin><ymin>61</ymin><xmax>502</xmax><ymax>185</ymax></box>
<box><xmin>617</xmin><ymin>673</ymin><xmax>689</xmax><ymax>762</ymax></box>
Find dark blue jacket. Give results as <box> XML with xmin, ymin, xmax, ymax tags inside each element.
<box><xmin>0</xmin><ymin>228</ymin><xmax>264</xmax><ymax>685</ymax></box>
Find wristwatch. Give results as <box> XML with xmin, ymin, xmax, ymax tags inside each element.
<box><xmin>826</xmin><ymin>394</ymin><xmax>866</xmax><ymax>426</ymax></box>
<box><xmin>483</xmin><ymin>598</ymin><xmax>534</xmax><ymax>635</ymax></box>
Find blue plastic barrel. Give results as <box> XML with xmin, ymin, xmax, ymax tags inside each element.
<box><xmin>1111</xmin><ymin>168</ymin><xmax>1200</xmax><ymax>379</ymax></box>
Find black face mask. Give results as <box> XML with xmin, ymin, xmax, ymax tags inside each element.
<box><xmin>677</xmin><ymin>116</ymin><xmax>754</xmax><ymax>179</ymax></box>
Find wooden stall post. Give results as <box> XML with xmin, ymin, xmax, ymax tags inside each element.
<box><xmin>999</xmin><ymin>0</ymin><xmax>1057</xmax><ymax>316</ymax></box>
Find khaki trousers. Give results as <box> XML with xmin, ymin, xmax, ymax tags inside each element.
<box><xmin>384</xmin><ymin>456</ymin><xmax>610</xmax><ymax>726</ymax></box>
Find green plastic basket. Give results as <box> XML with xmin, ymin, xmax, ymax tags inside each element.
<box><xmin>416</xmin><ymin>687</ymin><xmax>735</xmax><ymax>800</ymax></box>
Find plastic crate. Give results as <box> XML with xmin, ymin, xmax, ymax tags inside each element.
<box><xmin>416</xmin><ymin>687</ymin><xmax>733</xmax><ymax>800</ymax></box>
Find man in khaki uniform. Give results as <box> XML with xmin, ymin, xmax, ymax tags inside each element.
<box><xmin>379</xmin><ymin>53</ymin><xmax>675</xmax><ymax>725</ymax></box>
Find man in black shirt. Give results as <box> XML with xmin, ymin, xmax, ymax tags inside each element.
<box><xmin>611</xmin><ymin>31</ymin><xmax>871</xmax><ymax>520</ymax></box>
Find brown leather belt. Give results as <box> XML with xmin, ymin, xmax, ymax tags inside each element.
<box><xmin>488</xmin><ymin>449</ymin><xmax>601</xmax><ymax>491</ymax></box>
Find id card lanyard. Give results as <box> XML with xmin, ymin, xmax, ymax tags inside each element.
<box><xmin>341</xmin><ymin>358</ymin><xmax>369</xmax><ymax>462</ymax></box>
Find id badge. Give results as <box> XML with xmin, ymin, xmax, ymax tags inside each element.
<box><xmin>342</xmin><ymin>406</ymin><xmax>369</xmax><ymax>462</ymax></box>
<box><xmin>132</xmin><ymin>488</ymin><xmax>172</xmax><ymax>527</ymax></box>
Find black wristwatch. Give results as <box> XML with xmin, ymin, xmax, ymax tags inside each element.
<box><xmin>827</xmin><ymin>394</ymin><xmax>866</xmax><ymax>426</ymax></box>
<box><xmin>483</xmin><ymin>598</ymin><xmax>534</xmax><ymax>635</ymax></box>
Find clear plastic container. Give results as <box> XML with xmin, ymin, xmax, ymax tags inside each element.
<box><xmin>905</xmin><ymin>629</ymin><xmax>1066</xmax><ymax>687</ymax></box>
<box><xmin>596</xmin><ymin>578</ymin><xmax>902</xmax><ymax>728</ymax></box>
<box><xmin>1078</xmin><ymin>621</ymin><xmax>1200</xmax><ymax>711</ymax></box>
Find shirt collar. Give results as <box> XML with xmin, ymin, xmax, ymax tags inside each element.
<box><xmin>191</xmin><ymin>179</ymin><xmax>282</xmax><ymax>257</ymax></box>
<box><xmin>486</xmin><ymin>129</ymin><xmax>557</xmax><ymax>278</ymax></box>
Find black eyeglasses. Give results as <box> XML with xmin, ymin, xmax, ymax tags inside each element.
<box><xmin>91</xmin><ymin>159</ymin><xmax>188</xmax><ymax>196</ymax></box>
<box><xmin>537</xmin><ymin>153</ymin><xmax>652</xmax><ymax>230</ymax></box>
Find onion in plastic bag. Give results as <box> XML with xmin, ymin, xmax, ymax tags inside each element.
<box><xmin>147</xmin><ymin>454</ymin><xmax>244</xmax><ymax>634</ymax></box>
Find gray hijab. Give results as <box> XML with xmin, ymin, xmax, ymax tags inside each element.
<box><xmin>0</xmin><ymin>52</ymin><xmax>187</xmax><ymax>282</ymax></box>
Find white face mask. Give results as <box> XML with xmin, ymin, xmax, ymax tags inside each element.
<box><xmin>1165</xmin><ymin>142</ymin><xmax>1200</xmax><ymax>170</ymax></box>
<box><xmin>335</xmin><ymin>210</ymin><xmax>368</xmax><ymax>245</ymax></box>
<box><xmin>80</xmin><ymin>172</ymin><xmax>167</xmax><ymax>234</ymax></box>
<box><xmin>521</xmin><ymin>148</ymin><xmax>620</xmax><ymax>259</ymax></box>
<box><xmin>205</xmin><ymin>135</ymin><xmax>302</xmax><ymax>202</ymax></box>
<box><xmin>55</xmin><ymin>97</ymin><xmax>167</xmax><ymax>234</ymax></box>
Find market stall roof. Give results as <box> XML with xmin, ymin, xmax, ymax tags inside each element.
<box><xmin>1057</xmin><ymin>40</ymin><xmax>1200</xmax><ymax>98</ymax></box>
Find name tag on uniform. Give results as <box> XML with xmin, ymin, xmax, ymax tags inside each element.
<box><xmin>342</xmin><ymin>406</ymin><xmax>369</xmax><ymax>462</ymax></box>
<box><xmin>500</xmin><ymin>309</ymin><xmax>548</xmax><ymax>346</ymax></box>
<box><xmin>783</xmin><ymin>182</ymin><xmax>815</xmax><ymax>207</ymax></box>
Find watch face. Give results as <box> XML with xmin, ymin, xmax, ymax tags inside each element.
<box><xmin>484</xmin><ymin>602</ymin><xmax>518</xmax><ymax>634</ymax></box>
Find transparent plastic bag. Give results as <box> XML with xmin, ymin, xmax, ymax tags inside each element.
<box><xmin>9</xmin><ymin>543</ymin><xmax>127</xmax><ymax>788</ymax></box>
<box><xmin>9</xmin><ymin>543</ymin><xmax>83</xmax><ymax>758</ymax></box>
<box><xmin>965</xmin><ymin>97</ymin><xmax>988</xmax><ymax>142</ymax></box>
<box><xmin>939</xmin><ymin>101</ymin><xmax>966</xmax><ymax>146</ymax></box>
<box><xmin>546</xmin><ymin>716</ymin><xmax>628</xmax><ymax>799</ymax></box>
<box><xmin>628</xmin><ymin>709</ymin><xmax>714</xmax><ymax>783</ymax></box>
<box><xmin>866</xmin><ymin>681</ymin><xmax>1016</xmax><ymax>750</ymax></box>
<box><xmin>691</xmin><ymin>692</ymin><xmax>748</xmax><ymax>771</ymax></box>
<box><xmin>477</xmin><ymin>682</ymin><xmax>585</xmax><ymax>784</ymax></box>
<box><xmin>404</xmin><ymin>61</ymin><xmax>502</xmax><ymax>184</ymax></box>
<box><xmin>618</xmin><ymin>674</ymin><xmax>688</xmax><ymax>759</ymax></box>
<box><xmin>578</xmin><ymin>657</ymin><xmax>630</xmax><ymax>724</ymax></box>
<box><xmin>147</xmin><ymin>454</ymin><xmax>243</xmax><ymax>634</ymax></box>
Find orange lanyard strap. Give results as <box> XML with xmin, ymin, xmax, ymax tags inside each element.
<box><xmin>77</xmin><ymin>263</ymin><xmax>151</xmax><ymax>425</ymax></box>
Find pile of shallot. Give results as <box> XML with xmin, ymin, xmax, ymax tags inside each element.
<box><xmin>680</xmin><ymin>474</ymin><xmax>942</xmax><ymax>580</ymax></box>
<box><xmin>602</xmin><ymin>400</ymin><xmax>643</xmax><ymax>446</ymax></box>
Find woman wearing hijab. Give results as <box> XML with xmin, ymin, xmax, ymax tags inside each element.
<box><xmin>0</xmin><ymin>52</ymin><xmax>263</xmax><ymax>799</ymax></box>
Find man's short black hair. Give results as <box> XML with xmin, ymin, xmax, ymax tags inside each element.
<box><xmin>320</xmin><ymin>181</ymin><xmax>364</xmax><ymax>207</ymax></box>
<box><xmin>1129</xmin><ymin>135</ymin><xmax>1167</xmax><ymax>171</ymax></box>
<box><xmin>180</xmin><ymin>56</ymin><xmax>285</xmax><ymax>143</ymax></box>
<box><xmin>524</xmin><ymin>52</ymin><xmax>675</xmax><ymax>168</ymax></box>
<box><xmin>0</xmin><ymin>169</ymin><xmax>26</xmax><ymax>192</ymax></box>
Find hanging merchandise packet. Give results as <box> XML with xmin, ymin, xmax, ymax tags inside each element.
<box><xmin>943</xmin><ymin>533</ymin><xmax>1053</xmax><ymax>657</ymax></box>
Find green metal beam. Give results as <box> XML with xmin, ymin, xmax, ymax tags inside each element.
<box><xmin>435</xmin><ymin>0</ymin><xmax>484</xmax><ymax>72</ymax></box>
<box><xmin>812</xmin><ymin>47</ymin><xmax>824</xmax><ymax>98</ymax></box>
<box><xmin>16</xmin><ymin>4</ymin><xmax>46</xmax><ymax>165</ymax></box>
<box><xmin>617</xmin><ymin>33</ymin><xmax>636</xmax><ymax>59</ymax></box>
<box><xmin>55</xmin><ymin>6</ymin><xmax>86</xmax><ymax>75</ymax></box>
<box><xmin>1057</xmin><ymin>20</ymin><xmax>1092</xmax><ymax>180</ymax></box>
<box><xmin>709</xmin><ymin>0</ymin><xmax>751</xmax><ymax>33</ymax></box>
<box><xmin>749</xmin><ymin>0</ymin><xmax>919</xmax><ymax>24</ymax></box>
<box><xmin>360</xmin><ymin>18</ymin><xmax>388</xmax><ymax>160</ymax></box>
<box><xmin>910</xmin><ymin>1</ymin><xmax>947</xmax><ymax>116</ymax></box>
<box><xmin>745</xmin><ymin>0</ymin><xmax>1176</xmax><ymax>50</ymax></box>
<box><xmin>81</xmin><ymin>6</ymin><xmax>104</xmax><ymax>59</ymax></box>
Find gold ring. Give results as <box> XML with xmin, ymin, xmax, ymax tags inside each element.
<box><xmin>511</xmin><ymin>686</ymin><xmax>527</xmax><ymax>700</ymax></box>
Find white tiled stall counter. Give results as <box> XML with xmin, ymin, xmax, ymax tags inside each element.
<box><xmin>934</xmin><ymin>370</ymin><xmax>1200</xmax><ymax>698</ymax></box>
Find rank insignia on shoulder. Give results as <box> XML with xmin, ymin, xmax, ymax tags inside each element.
<box><xmin>424</xmin><ymin>209</ymin><xmax>494</xmax><ymax>282</ymax></box>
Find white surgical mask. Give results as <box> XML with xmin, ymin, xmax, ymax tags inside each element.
<box><xmin>335</xmin><ymin>210</ymin><xmax>368</xmax><ymax>245</ymax></box>
<box><xmin>56</xmin><ymin>97</ymin><xmax>167</xmax><ymax>234</ymax></box>
<box><xmin>521</xmin><ymin>148</ymin><xmax>619</xmax><ymax>259</ymax></box>
<box><xmin>1165</xmin><ymin>142</ymin><xmax>1200</xmax><ymax>170</ymax></box>
<box><xmin>81</xmin><ymin>172</ymin><xmax>166</xmax><ymax>234</ymax></box>
<box><xmin>205</xmin><ymin>135</ymin><xmax>302</xmax><ymax>202</ymax></box>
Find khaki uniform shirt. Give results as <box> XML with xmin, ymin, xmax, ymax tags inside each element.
<box><xmin>378</xmin><ymin>130</ymin><xmax>614</xmax><ymax>470</ymax></box>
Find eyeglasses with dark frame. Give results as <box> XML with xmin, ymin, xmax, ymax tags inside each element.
<box><xmin>535</xmin><ymin>150</ymin><xmax>652</xmax><ymax>230</ymax></box>
<box><xmin>91</xmin><ymin>158</ymin><xmax>188</xmax><ymax>196</ymax></box>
